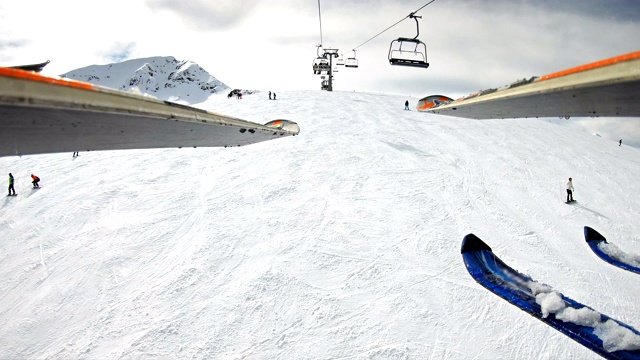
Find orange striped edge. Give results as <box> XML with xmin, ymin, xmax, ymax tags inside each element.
<box><xmin>0</xmin><ymin>67</ymin><xmax>94</xmax><ymax>90</ymax></box>
<box><xmin>538</xmin><ymin>51</ymin><xmax>640</xmax><ymax>82</ymax></box>
<box><xmin>417</xmin><ymin>96</ymin><xmax>453</xmax><ymax>110</ymax></box>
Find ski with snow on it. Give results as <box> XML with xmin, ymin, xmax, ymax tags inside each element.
<box><xmin>584</xmin><ymin>226</ymin><xmax>640</xmax><ymax>275</ymax></box>
<box><xmin>461</xmin><ymin>233</ymin><xmax>640</xmax><ymax>360</ymax></box>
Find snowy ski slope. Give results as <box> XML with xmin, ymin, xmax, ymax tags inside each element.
<box><xmin>1</xmin><ymin>90</ymin><xmax>639</xmax><ymax>359</ymax></box>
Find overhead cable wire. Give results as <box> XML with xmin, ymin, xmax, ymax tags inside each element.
<box><xmin>317</xmin><ymin>0</ymin><xmax>324</xmax><ymax>46</ymax></box>
<box><xmin>350</xmin><ymin>0</ymin><xmax>436</xmax><ymax>51</ymax></box>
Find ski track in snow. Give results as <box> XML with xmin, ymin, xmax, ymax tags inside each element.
<box><xmin>1</xmin><ymin>90</ymin><xmax>640</xmax><ymax>359</ymax></box>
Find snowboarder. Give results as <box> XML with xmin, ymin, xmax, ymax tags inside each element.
<box><xmin>31</xmin><ymin>174</ymin><xmax>40</xmax><ymax>188</ymax></box>
<box><xmin>269</xmin><ymin>91</ymin><xmax>272</xmax><ymax>100</ymax></box>
<box><xmin>619</xmin><ymin>139</ymin><xmax>622</xmax><ymax>146</ymax></box>
<box><xmin>566</xmin><ymin>177</ymin><xmax>574</xmax><ymax>203</ymax></box>
<box><xmin>8</xmin><ymin>173</ymin><xmax>15</xmax><ymax>196</ymax></box>
<box><xmin>404</xmin><ymin>100</ymin><xmax>409</xmax><ymax>110</ymax></box>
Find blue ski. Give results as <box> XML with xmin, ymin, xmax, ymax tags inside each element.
<box><xmin>462</xmin><ymin>233</ymin><xmax>640</xmax><ymax>360</ymax></box>
<box><xmin>584</xmin><ymin>226</ymin><xmax>640</xmax><ymax>275</ymax></box>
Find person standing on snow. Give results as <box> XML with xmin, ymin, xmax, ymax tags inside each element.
<box><xmin>566</xmin><ymin>177</ymin><xmax>574</xmax><ymax>203</ymax></box>
<box><xmin>31</xmin><ymin>174</ymin><xmax>40</xmax><ymax>188</ymax></box>
<box><xmin>619</xmin><ymin>139</ymin><xmax>622</xmax><ymax>146</ymax></box>
<box><xmin>404</xmin><ymin>100</ymin><xmax>409</xmax><ymax>110</ymax></box>
<box><xmin>8</xmin><ymin>173</ymin><xmax>16</xmax><ymax>196</ymax></box>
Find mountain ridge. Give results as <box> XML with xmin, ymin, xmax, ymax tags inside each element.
<box><xmin>62</xmin><ymin>56</ymin><xmax>230</xmax><ymax>105</ymax></box>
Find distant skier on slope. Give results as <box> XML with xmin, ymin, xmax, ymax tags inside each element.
<box><xmin>31</xmin><ymin>174</ymin><xmax>40</xmax><ymax>188</ymax></box>
<box><xmin>8</xmin><ymin>173</ymin><xmax>16</xmax><ymax>196</ymax></box>
<box><xmin>566</xmin><ymin>177</ymin><xmax>574</xmax><ymax>203</ymax></box>
<box><xmin>619</xmin><ymin>139</ymin><xmax>622</xmax><ymax>146</ymax></box>
<box><xmin>404</xmin><ymin>100</ymin><xmax>409</xmax><ymax>110</ymax></box>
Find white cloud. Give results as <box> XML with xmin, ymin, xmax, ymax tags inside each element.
<box><xmin>2</xmin><ymin>0</ymin><xmax>639</xmax><ymax>98</ymax></box>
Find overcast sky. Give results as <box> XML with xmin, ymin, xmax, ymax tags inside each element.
<box><xmin>2</xmin><ymin>0</ymin><xmax>640</xmax><ymax>143</ymax></box>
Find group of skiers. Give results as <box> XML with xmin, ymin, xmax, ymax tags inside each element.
<box><xmin>268</xmin><ymin>91</ymin><xmax>277</xmax><ymax>100</ymax></box>
<box><xmin>7</xmin><ymin>173</ymin><xmax>40</xmax><ymax>196</ymax></box>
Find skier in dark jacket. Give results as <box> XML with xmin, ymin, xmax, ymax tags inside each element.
<box><xmin>8</xmin><ymin>173</ymin><xmax>16</xmax><ymax>196</ymax></box>
<box><xmin>404</xmin><ymin>100</ymin><xmax>409</xmax><ymax>110</ymax></box>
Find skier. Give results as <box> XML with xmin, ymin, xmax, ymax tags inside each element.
<box><xmin>404</xmin><ymin>100</ymin><xmax>409</xmax><ymax>110</ymax></box>
<box><xmin>8</xmin><ymin>173</ymin><xmax>15</xmax><ymax>196</ymax></box>
<box><xmin>73</xmin><ymin>151</ymin><xmax>79</xmax><ymax>157</ymax></box>
<box><xmin>269</xmin><ymin>91</ymin><xmax>272</xmax><ymax>100</ymax></box>
<box><xmin>31</xmin><ymin>174</ymin><xmax>40</xmax><ymax>188</ymax></box>
<box><xmin>566</xmin><ymin>177</ymin><xmax>574</xmax><ymax>203</ymax></box>
<box><xmin>619</xmin><ymin>139</ymin><xmax>622</xmax><ymax>146</ymax></box>
<box><xmin>273</xmin><ymin>93</ymin><xmax>276</xmax><ymax>100</ymax></box>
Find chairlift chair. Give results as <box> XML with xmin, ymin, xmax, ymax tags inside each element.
<box><xmin>388</xmin><ymin>38</ymin><xmax>429</xmax><ymax>69</ymax></box>
<box><xmin>336</xmin><ymin>55</ymin><xmax>345</xmax><ymax>66</ymax></box>
<box><xmin>345</xmin><ymin>50</ymin><xmax>359</xmax><ymax>68</ymax></box>
<box><xmin>312</xmin><ymin>57</ymin><xmax>330</xmax><ymax>75</ymax></box>
<box><xmin>345</xmin><ymin>58</ymin><xmax>358</xmax><ymax>68</ymax></box>
<box><xmin>388</xmin><ymin>13</ymin><xmax>429</xmax><ymax>69</ymax></box>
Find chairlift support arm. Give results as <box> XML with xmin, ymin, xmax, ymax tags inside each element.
<box><xmin>409</xmin><ymin>13</ymin><xmax>421</xmax><ymax>39</ymax></box>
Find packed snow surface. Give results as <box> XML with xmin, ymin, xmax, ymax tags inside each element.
<box><xmin>598</xmin><ymin>241</ymin><xmax>640</xmax><ymax>268</ymax></box>
<box><xmin>528</xmin><ymin>281</ymin><xmax>640</xmax><ymax>352</ymax></box>
<box><xmin>1</xmin><ymin>89</ymin><xmax>640</xmax><ymax>359</ymax></box>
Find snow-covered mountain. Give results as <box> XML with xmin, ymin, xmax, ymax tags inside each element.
<box><xmin>61</xmin><ymin>56</ymin><xmax>230</xmax><ymax>104</ymax></box>
<box><xmin>1</xmin><ymin>86</ymin><xmax>640</xmax><ymax>359</ymax></box>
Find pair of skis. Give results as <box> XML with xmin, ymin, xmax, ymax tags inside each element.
<box><xmin>462</xmin><ymin>228</ymin><xmax>640</xmax><ymax>359</ymax></box>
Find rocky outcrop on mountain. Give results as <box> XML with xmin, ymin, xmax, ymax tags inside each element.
<box><xmin>62</xmin><ymin>56</ymin><xmax>230</xmax><ymax>104</ymax></box>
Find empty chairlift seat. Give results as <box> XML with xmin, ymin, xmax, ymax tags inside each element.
<box><xmin>345</xmin><ymin>57</ymin><xmax>358</xmax><ymax>68</ymax></box>
<box><xmin>388</xmin><ymin>38</ymin><xmax>429</xmax><ymax>69</ymax></box>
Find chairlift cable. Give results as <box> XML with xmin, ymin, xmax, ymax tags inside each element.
<box><xmin>317</xmin><ymin>0</ymin><xmax>324</xmax><ymax>46</ymax></box>
<box><xmin>350</xmin><ymin>0</ymin><xmax>436</xmax><ymax>51</ymax></box>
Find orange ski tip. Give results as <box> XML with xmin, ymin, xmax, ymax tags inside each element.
<box><xmin>539</xmin><ymin>51</ymin><xmax>640</xmax><ymax>82</ymax></box>
<box><xmin>0</xmin><ymin>67</ymin><xmax>94</xmax><ymax>90</ymax></box>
